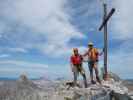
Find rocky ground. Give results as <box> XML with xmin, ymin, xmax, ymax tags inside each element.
<box><xmin>0</xmin><ymin>74</ymin><xmax>132</xmax><ymax>100</ymax></box>
<box><xmin>123</xmin><ymin>80</ymin><xmax>133</xmax><ymax>92</ymax></box>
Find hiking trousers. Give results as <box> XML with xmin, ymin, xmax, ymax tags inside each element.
<box><xmin>73</xmin><ymin>64</ymin><xmax>87</xmax><ymax>88</ymax></box>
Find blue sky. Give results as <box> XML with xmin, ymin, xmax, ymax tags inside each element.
<box><xmin>0</xmin><ymin>0</ymin><xmax>133</xmax><ymax>79</ymax></box>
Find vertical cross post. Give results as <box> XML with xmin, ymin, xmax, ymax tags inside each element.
<box><xmin>103</xmin><ymin>3</ymin><xmax>108</xmax><ymax>80</ymax></box>
<box><xmin>99</xmin><ymin>2</ymin><xmax>115</xmax><ymax>80</ymax></box>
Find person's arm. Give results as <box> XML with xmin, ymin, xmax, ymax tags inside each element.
<box><xmin>82</xmin><ymin>51</ymin><xmax>88</xmax><ymax>57</ymax></box>
<box><xmin>81</xmin><ymin>55</ymin><xmax>88</xmax><ymax>62</ymax></box>
<box><xmin>70</xmin><ymin>56</ymin><xmax>74</xmax><ymax>72</ymax></box>
<box><xmin>99</xmin><ymin>48</ymin><xmax>104</xmax><ymax>56</ymax></box>
<box><xmin>80</xmin><ymin>55</ymin><xmax>83</xmax><ymax>61</ymax></box>
<box><xmin>95</xmin><ymin>48</ymin><xmax>99</xmax><ymax>56</ymax></box>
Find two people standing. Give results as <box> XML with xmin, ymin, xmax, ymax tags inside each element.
<box><xmin>70</xmin><ymin>42</ymin><xmax>102</xmax><ymax>88</ymax></box>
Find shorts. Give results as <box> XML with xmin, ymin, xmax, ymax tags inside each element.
<box><xmin>88</xmin><ymin>60</ymin><xmax>98</xmax><ymax>72</ymax></box>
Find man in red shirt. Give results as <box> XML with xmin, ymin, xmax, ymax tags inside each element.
<box><xmin>70</xmin><ymin>48</ymin><xmax>87</xmax><ymax>88</ymax></box>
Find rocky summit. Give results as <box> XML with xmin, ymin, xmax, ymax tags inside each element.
<box><xmin>0</xmin><ymin>74</ymin><xmax>132</xmax><ymax>100</ymax></box>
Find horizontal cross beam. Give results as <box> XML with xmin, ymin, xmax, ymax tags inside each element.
<box><xmin>99</xmin><ymin>8</ymin><xmax>115</xmax><ymax>31</ymax></box>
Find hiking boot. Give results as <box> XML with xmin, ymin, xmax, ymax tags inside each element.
<box><xmin>91</xmin><ymin>80</ymin><xmax>96</xmax><ymax>84</ymax></box>
<box><xmin>96</xmin><ymin>76</ymin><xmax>101</xmax><ymax>84</ymax></box>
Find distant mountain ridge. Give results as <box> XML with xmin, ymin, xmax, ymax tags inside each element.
<box><xmin>0</xmin><ymin>77</ymin><xmax>40</xmax><ymax>81</ymax></box>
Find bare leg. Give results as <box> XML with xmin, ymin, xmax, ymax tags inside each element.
<box><xmin>82</xmin><ymin>74</ymin><xmax>87</xmax><ymax>88</ymax></box>
<box><xmin>89</xmin><ymin>62</ymin><xmax>95</xmax><ymax>84</ymax></box>
<box><xmin>79</xmin><ymin>64</ymin><xmax>88</xmax><ymax>88</ymax></box>
<box><xmin>94</xmin><ymin>63</ymin><xmax>101</xmax><ymax>84</ymax></box>
<box><xmin>73</xmin><ymin>72</ymin><xmax>77</xmax><ymax>86</ymax></box>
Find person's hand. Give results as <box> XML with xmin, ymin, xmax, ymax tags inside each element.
<box><xmin>71</xmin><ymin>67</ymin><xmax>74</xmax><ymax>72</ymax></box>
<box><xmin>99</xmin><ymin>48</ymin><xmax>104</xmax><ymax>56</ymax></box>
<box><xmin>102</xmin><ymin>48</ymin><xmax>105</xmax><ymax>52</ymax></box>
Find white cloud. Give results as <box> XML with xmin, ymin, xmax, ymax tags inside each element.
<box><xmin>39</xmin><ymin>44</ymin><xmax>71</xmax><ymax>57</ymax></box>
<box><xmin>0</xmin><ymin>0</ymin><xmax>85</xmax><ymax>58</ymax></box>
<box><xmin>111</xmin><ymin>0</ymin><xmax>133</xmax><ymax>40</ymax></box>
<box><xmin>0</xmin><ymin>60</ymin><xmax>48</xmax><ymax>69</ymax></box>
<box><xmin>103</xmin><ymin>0</ymin><xmax>133</xmax><ymax>78</ymax></box>
<box><xmin>0</xmin><ymin>60</ymin><xmax>48</xmax><ymax>78</ymax></box>
<box><xmin>0</xmin><ymin>47</ymin><xmax>28</xmax><ymax>54</ymax></box>
<box><xmin>0</xmin><ymin>0</ymin><xmax>132</xmax><ymax>79</ymax></box>
<box><xmin>0</xmin><ymin>22</ymin><xmax>6</xmax><ymax>35</ymax></box>
<box><xmin>7</xmin><ymin>47</ymin><xmax>28</xmax><ymax>53</ymax></box>
<box><xmin>0</xmin><ymin>54</ymin><xmax>10</xmax><ymax>58</ymax></box>
<box><xmin>0</xmin><ymin>59</ymin><xmax>72</xmax><ymax>79</ymax></box>
<box><xmin>109</xmin><ymin>50</ymin><xmax>133</xmax><ymax>79</ymax></box>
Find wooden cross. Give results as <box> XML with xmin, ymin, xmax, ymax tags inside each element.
<box><xmin>99</xmin><ymin>3</ymin><xmax>115</xmax><ymax>80</ymax></box>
